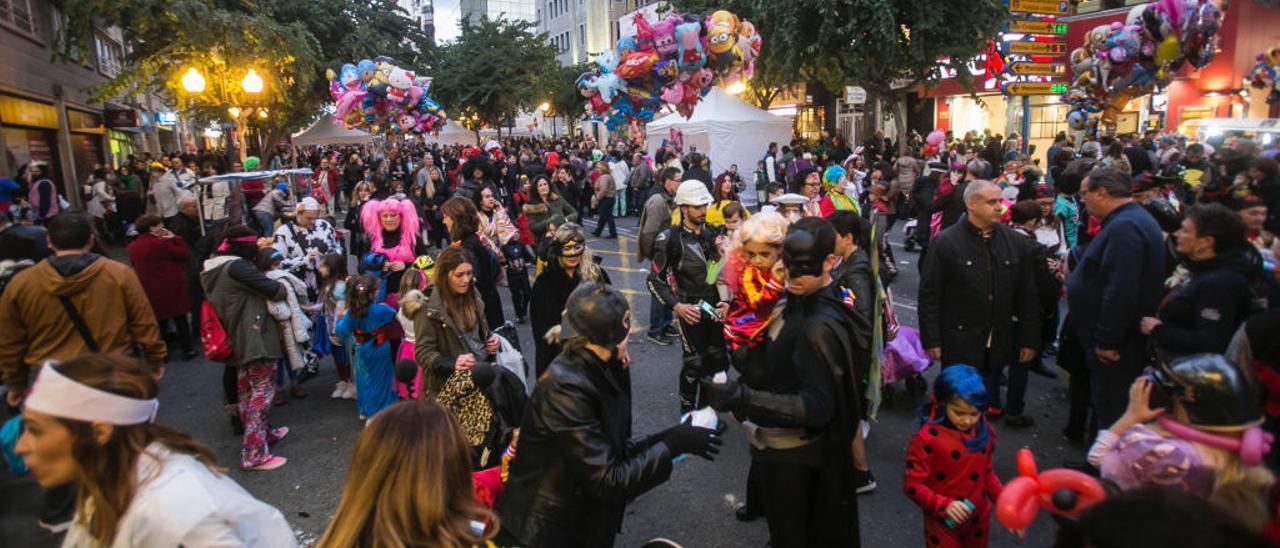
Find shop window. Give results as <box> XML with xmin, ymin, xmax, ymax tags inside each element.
<box><xmin>0</xmin><ymin>0</ymin><xmax>38</xmax><ymax>37</ymax></box>
<box><xmin>1029</xmin><ymin>101</ymin><xmax>1069</xmax><ymax>141</ymax></box>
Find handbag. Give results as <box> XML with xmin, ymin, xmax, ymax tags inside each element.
<box><xmin>494</xmin><ymin>334</ymin><xmax>529</xmax><ymax>394</ymax></box>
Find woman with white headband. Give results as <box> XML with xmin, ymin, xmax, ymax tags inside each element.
<box><xmin>15</xmin><ymin>353</ymin><xmax>297</xmax><ymax>547</ymax></box>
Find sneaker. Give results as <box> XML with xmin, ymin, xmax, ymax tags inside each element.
<box><xmin>646</xmin><ymin>333</ymin><xmax>673</xmax><ymax>346</ymax></box>
<box><xmin>342</xmin><ymin>382</ymin><xmax>357</xmax><ymax>399</ymax></box>
<box><xmin>663</xmin><ymin>325</ymin><xmax>679</xmax><ymax>337</ymax></box>
<box><xmin>243</xmin><ymin>455</ymin><xmax>287</xmax><ymax>471</ymax></box>
<box><xmin>1005</xmin><ymin>414</ymin><xmax>1035</xmax><ymax>428</ymax></box>
<box><xmin>331</xmin><ymin>381</ymin><xmax>348</xmax><ymax>399</ymax></box>
<box><xmin>853</xmin><ymin>469</ymin><xmax>878</xmax><ymax>494</ymax></box>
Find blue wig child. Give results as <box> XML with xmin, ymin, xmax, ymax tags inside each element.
<box><xmin>904</xmin><ymin>365</ymin><xmax>1006</xmax><ymax>548</ymax></box>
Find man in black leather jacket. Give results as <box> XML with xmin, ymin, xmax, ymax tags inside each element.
<box><xmin>919</xmin><ymin>180</ymin><xmax>1040</xmax><ymax>417</ymax></box>
<box><xmin>495</xmin><ymin>283</ymin><xmax>720</xmax><ymax>547</ymax></box>
<box><xmin>648</xmin><ymin>180</ymin><xmax>729</xmax><ymax>414</ymax></box>
<box><xmin>701</xmin><ymin>218</ymin><xmax>864</xmax><ymax>548</ymax></box>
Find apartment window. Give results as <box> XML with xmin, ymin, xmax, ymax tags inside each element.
<box><xmin>50</xmin><ymin>6</ymin><xmax>80</xmax><ymax>61</ymax></box>
<box><xmin>0</xmin><ymin>0</ymin><xmax>38</xmax><ymax>37</ymax></box>
<box><xmin>95</xmin><ymin>34</ymin><xmax>124</xmax><ymax>77</ymax></box>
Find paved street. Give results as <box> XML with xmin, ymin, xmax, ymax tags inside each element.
<box><xmin>4</xmin><ymin>214</ymin><xmax>1084</xmax><ymax>548</ymax></box>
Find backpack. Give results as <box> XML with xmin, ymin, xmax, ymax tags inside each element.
<box><xmin>200</xmin><ymin>300</ymin><xmax>233</xmax><ymax>361</ymax></box>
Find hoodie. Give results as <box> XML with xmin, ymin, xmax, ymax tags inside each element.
<box><xmin>0</xmin><ymin>254</ymin><xmax>165</xmax><ymax>389</ymax></box>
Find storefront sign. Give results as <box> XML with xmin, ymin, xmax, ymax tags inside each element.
<box><xmin>104</xmin><ymin>108</ymin><xmax>137</xmax><ymax>128</ymax></box>
<box><xmin>156</xmin><ymin>111</ymin><xmax>178</xmax><ymax>125</ymax></box>
<box><xmin>1005</xmin><ymin>61</ymin><xmax>1067</xmax><ymax>76</ymax></box>
<box><xmin>0</xmin><ymin>95</ymin><xmax>59</xmax><ymax>129</ymax></box>
<box><xmin>1007</xmin><ymin>41</ymin><xmax>1067</xmax><ymax>56</ymax></box>
<box><xmin>1009</xmin><ymin>0</ymin><xmax>1072</xmax><ymax>16</ymax></box>
<box><xmin>67</xmin><ymin>109</ymin><xmax>104</xmax><ymax>133</ymax></box>
<box><xmin>1179</xmin><ymin>105</ymin><xmax>1217</xmax><ymax>121</ymax></box>
<box><xmin>1008</xmin><ymin>20</ymin><xmax>1069</xmax><ymax>35</ymax></box>
<box><xmin>1002</xmin><ymin>82</ymin><xmax>1068</xmax><ymax>95</ymax></box>
<box><xmin>845</xmin><ymin>86</ymin><xmax>867</xmax><ymax>105</ymax></box>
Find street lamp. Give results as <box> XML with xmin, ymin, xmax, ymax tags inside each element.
<box><xmin>227</xmin><ymin>106</ymin><xmax>241</xmax><ymax>119</ymax></box>
<box><xmin>241</xmin><ymin>68</ymin><xmax>264</xmax><ymax>94</ymax></box>
<box><xmin>538</xmin><ymin>101</ymin><xmax>550</xmax><ymax>112</ymax></box>
<box><xmin>181</xmin><ymin>67</ymin><xmax>206</xmax><ymax>93</ymax></box>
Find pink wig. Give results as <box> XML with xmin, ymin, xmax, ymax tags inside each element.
<box><xmin>361</xmin><ymin>198</ymin><xmax>420</xmax><ymax>263</ymax></box>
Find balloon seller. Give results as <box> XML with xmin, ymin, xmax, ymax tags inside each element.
<box><xmin>904</xmin><ymin>365</ymin><xmax>1008</xmax><ymax>548</ymax></box>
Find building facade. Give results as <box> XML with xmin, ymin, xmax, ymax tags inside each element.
<box><xmin>397</xmin><ymin>0</ymin><xmax>437</xmax><ymax>46</ymax></box>
<box><xmin>0</xmin><ymin>1</ymin><xmax>186</xmax><ymax>199</ymax></box>
<box><xmin>462</xmin><ymin>0</ymin><xmax>537</xmax><ymax>25</ymax></box>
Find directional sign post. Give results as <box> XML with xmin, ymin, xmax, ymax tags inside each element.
<box><xmin>1007</xmin><ymin>41</ymin><xmax>1067</xmax><ymax>55</ymax></box>
<box><xmin>1002</xmin><ymin>82</ymin><xmax>1069</xmax><ymax>95</ymax></box>
<box><xmin>1008</xmin><ymin>20</ymin><xmax>1069</xmax><ymax>35</ymax></box>
<box><xmin>1005</xmin><ymin>61</ymin><xmax>1067</xmax><ymax>76</ymax></box>
<box><xmin>1009</xmin><ymin>0</ymin><xmax>1072</xmax><ymax>15</ymax></box>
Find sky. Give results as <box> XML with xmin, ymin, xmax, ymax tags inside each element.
<box><xmin>434</xmin><ymin>0</ymin><xmax>462</xmax><ymax>42</ymax></box>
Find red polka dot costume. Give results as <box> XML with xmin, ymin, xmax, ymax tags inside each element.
<box><xmin>903</xmin><ymin>422</ymin><xmax>1004</xmax><ymax>548</ymax></box>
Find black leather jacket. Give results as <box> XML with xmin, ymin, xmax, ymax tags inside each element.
<box><xmin>647</xmin><ymin>223</ymin><xmax>723</xmax><ymax>305</ymax></box>
<box><xmin>495</xmin><ymin>345</ymin><xmax>674</xmax><ymax>547</ymax></box>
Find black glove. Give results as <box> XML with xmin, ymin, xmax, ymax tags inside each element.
<box><xmin>469</xmin><ymin>361</ymin><xmax>497</xmax><ymax>387</ymax></box>
<box><xmin>662</xmin><ymin>418</ymin><xmax>722</xmax><ymax>461</ymax></box>
<box><xmin>699</xmin><ymin>377</ymin><xmax>746</xmax><ymax>413</ymax></box>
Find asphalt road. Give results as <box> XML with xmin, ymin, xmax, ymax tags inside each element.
<box><xmin>2</xmin><ymin>213</ymin><xmax>1086</xmax><ymax>548</ymax></box>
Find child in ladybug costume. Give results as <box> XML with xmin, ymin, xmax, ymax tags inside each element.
<box><xmin>904</xmin><ymin>365</ymin><xmax>1004</xmax><ymax>547</ymax></box>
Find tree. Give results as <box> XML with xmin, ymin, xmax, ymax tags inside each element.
<box><xmin>673</xmin><ymin>0</ymin><xmax>1007</xmax><ymax>151</ymax></box>
<box><xmin>431</xmin><ymin>16</ymin><xmax>559</xmax><ymax>142</ymax></box>
<box><xmin>543</xmin><ymin>62</ymin><xmax>595</xmax><ymax>135</ymax></box>
<box><xmin>53</xmin><ymin>0</ymin><xmax>429</xmax><ymax>156</ymax></box>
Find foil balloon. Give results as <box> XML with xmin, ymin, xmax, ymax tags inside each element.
<box><xmin>1249</xmin><ymin>47</ymin><xmax>1280</xmax><ymax>105</ymax></box>
<box><xmin>577</xmin><ymin>8</ymin><xmax>762</xmax><ymax>131</ymax></box>
<box><xmin>1063</xmin><ymin>0</ymin><xmax>1222</xmax><ymax>134</ymax></box>
<box><xmin>324</xmin><ymin>57</ymin><xmax>446</xmax><ymax>135</ymax></box>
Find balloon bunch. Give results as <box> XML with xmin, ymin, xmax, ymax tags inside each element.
<box><xmin>996</xmin><ymin>449</ymin><xmax>1106</xmax><ymax>531</ymax></box>
<box><xmin>1063</xmin><ymin>0</ymin><xmax>1222</xmax><ymax>134</ymax></box>
<box><xmin>1248</xmin><ymin>47</ymin><xmax>1280</xmax><ymax>105</ymax></box>
<box><xmin>578</xmin><ymin>10</ymin><xmax>762</xmax><ymax>130</ymax></box>
<box><xmin>326</xmin><ymin>56</ymin><xmax>448</xmax><ymax>135</ymax></box>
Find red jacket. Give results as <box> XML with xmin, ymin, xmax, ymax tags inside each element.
<box><xmin>314</xmin><ymin>167</ymin><xmax>339</xmax><ymax>197</ymax></box>
<box><xmin>127</xmin><ymin>233</ymin><xmax>193</xmax><ymax>319</ymax></box>
<box><xmin>904</xmin><ymin>422</ymin><xmax>1004</xmax><ymax>521</ymax></box>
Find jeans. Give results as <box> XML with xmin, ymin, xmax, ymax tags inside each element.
<box><xmin>253</xmin><ymin>211</ymin><xmax>275</xmax><ymax>237</ymax></box>
<box><xmin>647</xmin><ymin>293</ymin><xmax>673</xmax><ymax>337</ymax></box>
<box><xmin>594</xmin><ymin>196</ymin><xmax>617</xmax><ymax>237</ymax></box>
<box><xmin>613</xmin><ymin>188</ymin><xmax>627</xmax><ymax>217</ymax></box>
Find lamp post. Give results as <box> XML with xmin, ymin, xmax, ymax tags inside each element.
<box><xmin>180</xmin><ymin>66</ymin><xmax>265</xmax><ymax>164</ymax></box>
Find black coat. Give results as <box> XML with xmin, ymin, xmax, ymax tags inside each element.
<box><xmin>919</xmin><ymin>220</ymin><xmax>1040</xmax><ymax>368</ymax></box>
<box><xmin>1153</xmin><ymin>249</ymin><xmax>1261</xmax><ymax>359</ymax></box>
<box><xmin>529</xmin><ymin>260</ymin><xmax>611</xmax><ymax>376</ymax></box>
<box><xmin>495</xmin><ymin>345</ymin><xmax>673</xmax><ymax>548</ymax></box>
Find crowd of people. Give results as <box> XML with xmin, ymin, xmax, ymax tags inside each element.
<box><xmin>0</xmin><ymin>124</ymin><xmax>1277</xmax><ymax>547</ymax></box>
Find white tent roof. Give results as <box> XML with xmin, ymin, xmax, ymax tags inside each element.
<box><xmin>292</xmin><ymin>114</ymin><xmax>373</xmax><ymax>146</ymax></box>
<box><xmin>645</xmin><ymin>87</ymin><xmax>793</xmax><ymax>207</ymax></box>
<box><xmin>426</xmin><ymin>121</ymin><xmax>478</xmax><ymax>147</ymax></box>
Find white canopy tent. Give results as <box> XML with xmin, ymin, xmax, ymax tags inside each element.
<box><xmin>426</xmin><ymin>121</ymin><xmax>479</xmax><ymax>147</ymax></box>
<box><xmin>291</xmin><ymin>114</ymin><xmax>373</xmax><ymax>146</ymax></box>
<box><xmin>645</xmin><ymin>87</ymin><xmax>794</xmax><ymax>207</ymax></box>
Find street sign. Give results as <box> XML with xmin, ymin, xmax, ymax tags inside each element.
<box><xmin>845</xmin><ymin>86</ymin><xmax>867</xmax><ymax>105</ymax></box>
<box><xmin>1009</xmin><ymin>0</ymin><xmax>1072</xmax><ymax>15</ymax></box>
<box><xmin>1005</xmin><ymin>61</ymin><xmax>1067</xmax><ymax>76</ymax></box>
<box><xmin>1008</xmin><ymin>20</ymin><xmax>1069</xmax><ymax>35</ymax></box>
<box><xmin>1007</xmin><ymin>41</ymin><xmax>1067</xmax><ymax>55</ymax></box>
<box><xmin>1002</xmin><ymin>82</ymin><xmax>1069</xmax><ymax>95</ymax></box>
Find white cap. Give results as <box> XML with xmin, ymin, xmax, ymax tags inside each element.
<box><xmin>674</xmin><ymin>180</ymin><xmax>713</xmax><ymax>207</ymax></box>
<box><xmin>299</xmin><ymin>197</ymin><xmax>322</xmax><ymax>211</ymax></box>
<box><xmin>771</xmin><ymin>193</ymin><xmax>811</xmax><ymax>206</ymax></box>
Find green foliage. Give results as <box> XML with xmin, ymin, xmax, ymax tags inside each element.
<box><xmin>671</xmin><ymin>0</ymin><xmax>1007</xmax><ymax>96</ymax></box>
<box><xmin>430</xmin><ymin>16</ymin><xmax>559</xmax><ymax>135</ymax></box>
<box><xmin>51</xmin><ymin>0</ymin><xmax>429</xmax><ymax>148</ymax></box>
<box><xmin>545</xmin><ymin>62</ymin><xmax>594</xmax><ymax>132</ymax></box>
